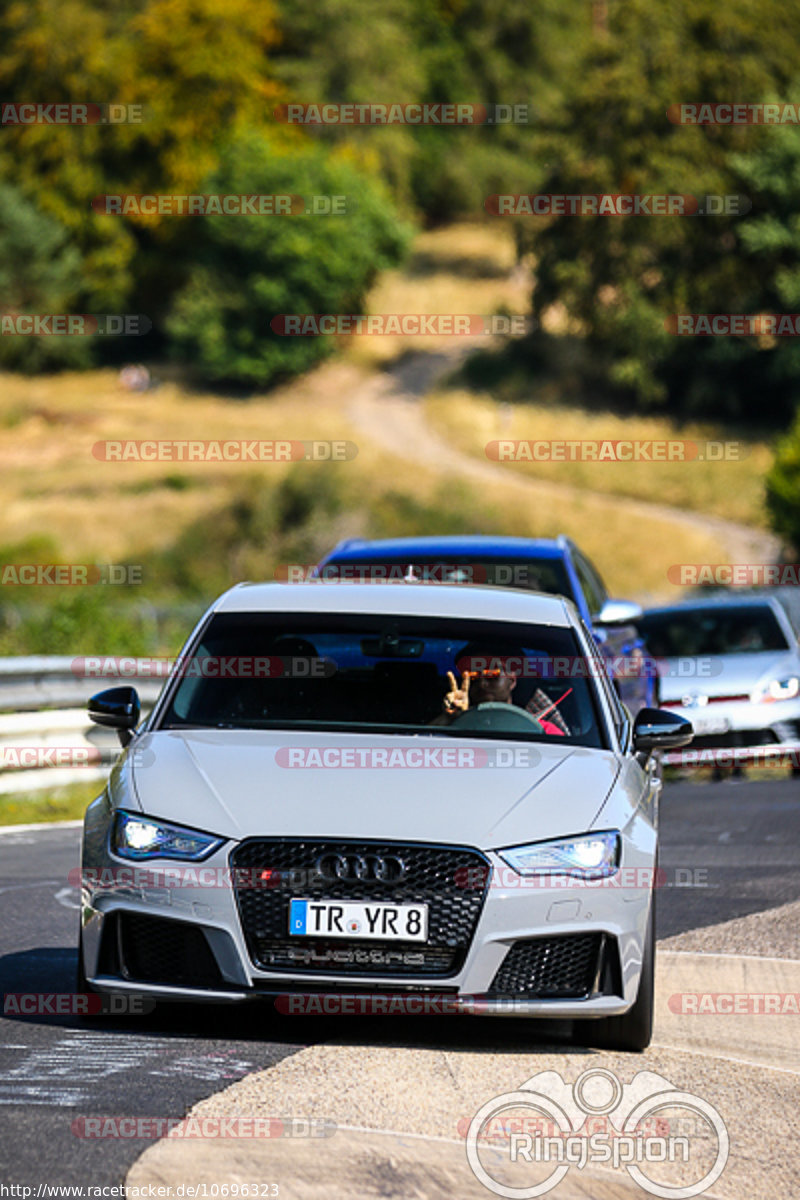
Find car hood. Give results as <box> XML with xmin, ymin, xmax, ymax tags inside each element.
<box><xmin>658</xmin><ymin>651</ymin><xmax>799</xmax><ymax>702</ymax></box>
<box><xmin>126</xmin><ymin>730</ymin><xmax>620</xmax><ymax>850</ymax></box>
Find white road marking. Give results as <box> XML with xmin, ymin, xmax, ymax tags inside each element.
<box><xmin>0</xmin><ymin>820</ymin><xmax>83</xmax><ymax>835</ymax></box>
<box><xmin>0</xmin><ymin>879</ymin><xmax>60</xmax><ymax>895</ymax></box>
<box><xmin>659</xmin><ymin>949</ymin><xmax>800</xmax><ymax>964</ymax></box>
<box><xmin>650</xmin><ymin>1041</ymin><xmax>800</xmax><ymax>1076</ymax></box>
<box><xmin>0</xmin><ymin>1033</ymin><xmax>203</xmax><ymax>1106</ymax></box>
<box><xmin>54</xmin><ymin>886</ymin><xmax>80</xmax><ymax>910</ymax></box>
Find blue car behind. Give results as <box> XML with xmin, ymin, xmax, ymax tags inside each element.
<box><xmin>314</xmin><ymin>535</ymin><xmax>657</xmax><ymax>714</ymax></box>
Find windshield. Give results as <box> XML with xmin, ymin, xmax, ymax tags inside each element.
<box><xmin>317</xmin><ymin>556</ymin><xmax>573</xmax><ymax>598</ymax></box>
<box><xmin>638</xmin><ymin>605</ymin><xmax>789</xmax><ymax>657</ymax></box>
<box><xmin>157</xmin><ymin>613</ymin><xmax>607</xmax><ymax>748</ymax></box>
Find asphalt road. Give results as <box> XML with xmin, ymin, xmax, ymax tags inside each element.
<box><xmin>1</xmin><ymin>774</ymin><xmax>798</xmax><ymax>1190</ymax></box>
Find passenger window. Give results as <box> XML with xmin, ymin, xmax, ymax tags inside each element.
<box><xmin>573</xmin><ymin>555</ymin><xmax>606</xmax><ymax>619</ymax></box>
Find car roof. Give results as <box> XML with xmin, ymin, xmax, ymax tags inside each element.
<box><xmin>321</xmin><ymin>535</ymin><xmax>571</xmax><ymax>561</ymax></box>
<box><xmin>212</xmin><ymin>581</ymin><xmax>574</xmax><ymax>627</ymax></box>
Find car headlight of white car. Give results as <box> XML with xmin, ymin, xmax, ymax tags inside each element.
<box><xmin>751</xmin><ymin>676</ymin><xmax>800</xmax><ymax>703</ymax></box>
<box><xmin>111</xmin><ymin>811</ymin><xmax>224</xmax><ymax>861</ymax></box>
<box><xmin>497</xmin><ymin>830</ymin><xmax>620</xmax><ymax>878</ymax></box>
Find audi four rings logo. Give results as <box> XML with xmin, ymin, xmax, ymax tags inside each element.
<box><xmin>314</xmin><ymin>853</ymin><xmax>408</xmax><ymax>883</ymax></box>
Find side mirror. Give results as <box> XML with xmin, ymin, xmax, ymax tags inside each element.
<box><xmin>633</xmin><ymin>707</ymin><xmax>693</xmax><ymax>752</ymax></box>
<box><xmin>88</xmin><ymin>686</ymin><xmax>141</xmax><ymax>747</ymax></box>
<box><xmin>595</xmin><ymin>598</ymin><xmax>644</xmax><ymax>626</ymax></box>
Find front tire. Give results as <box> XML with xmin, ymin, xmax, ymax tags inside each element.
<box><xmin>581</xmin><ymin>899</ymin><xmax>655</xmax><ymax>1053</ymax></box>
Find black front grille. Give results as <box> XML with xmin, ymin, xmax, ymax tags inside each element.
<box><xmin>230</xmin><ymin>839</ymin><xmax>490</xmax><ymax>976</ymax></box>
<box><xmin>115</xmin><ymin>912</ymin><xmax>224</xmax><ymax>988</ymax></box>
<box><xmin>489</xmin><ymin>934</ymin><xmax>603</xmax><ymax>998</ymax></box>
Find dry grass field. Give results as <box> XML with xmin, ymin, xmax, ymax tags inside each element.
<box><xmin>0</xmin><ymin>221</ymin><xmax>776</xmax><ymax>607</ymax></box>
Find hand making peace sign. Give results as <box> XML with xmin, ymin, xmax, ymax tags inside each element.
<box><xmin>443</xmin><ymin>669</ymin><xmax>472</xmax><ymax>715</ymax></box>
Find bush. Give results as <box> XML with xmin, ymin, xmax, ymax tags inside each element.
<box><xmin>0</xmin><ymin>185</ymin><xmax>90</xmax><ymax>372</ymax></box>
<box><xmin>165</xmin><ymin>137</ymin><xmax>412</xmax><ymax>386</ymax></box>
<box><xmin>766</xmin><ymin>410</ymin><xmax>800</xmax><ymax>553</ymax></box>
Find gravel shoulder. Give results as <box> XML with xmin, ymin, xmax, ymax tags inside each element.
<box><xmin>658</xmin><ymin>897</ymin><xmax>800</xmax><ymax>960</ymax></box>
<box><xmin>126</xmin><ymin>909</ymin><xmax>800</xmax><ymax>1200</ymax></box>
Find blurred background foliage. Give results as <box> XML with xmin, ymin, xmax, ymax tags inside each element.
<box><xmin>2</xmin><ymin>0</ymin><xmax>800</xmax><ymax>548</ymax></box>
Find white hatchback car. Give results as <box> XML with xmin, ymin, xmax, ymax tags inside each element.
<box><xmin>78</xmin><ymin>582</ymin><xmax>692</xmax><ymax>1050</ymax></box>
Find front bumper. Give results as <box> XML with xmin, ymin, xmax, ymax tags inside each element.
<box><xmin>660</xmin><ymin>696</ymin><xmax>800</xmax><ymax>766</ymax></box>
<box><xmin>80</xmin><ymin>820</ymin><xmax>654</xmax><ymax>1020</ymax></box>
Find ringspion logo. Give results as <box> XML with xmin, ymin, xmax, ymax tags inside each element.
<box><xmin>465</xmin><ymin>1069</ymin><xmax>728</xmax><ymax>1198</ymax></box>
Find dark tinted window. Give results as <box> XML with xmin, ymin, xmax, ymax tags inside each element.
<box><xmin>318</xmin><ymin>557</ymin><xmax>573</xmax><ymax>598</ymax></box>
<box><xmin>157</xmin><ymin>613</ymin><xmax>607</xmax><ymax>748</ymax></box>
<box><xmin>637</xmin><ymin>606</ymin><xmax>789</xmax><ymax>657</ymax></box>
<box><xmin>572</xmin><ymin>553</ymin><xmax>607</xmax><ymax>617</ymax></box>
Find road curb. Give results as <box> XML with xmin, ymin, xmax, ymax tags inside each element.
<box><xmin>0</xmin><ymin>818</ymin><xmax>84</xmax><ymax>834</ymax></box>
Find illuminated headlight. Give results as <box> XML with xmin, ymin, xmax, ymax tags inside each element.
<box><xmin>498</xmin><ymin>831</ymin><xmax>620</xmax><ymax>878</ymax></box>
<box><xmin>751</xmin><ymin>676</ymin><xmax>800</xmax><ymax>704</ymax></box>
<box><xmin>112</xmin><ymin>811</ymin><xmax>224</xmax><ymax>861</ymax></box>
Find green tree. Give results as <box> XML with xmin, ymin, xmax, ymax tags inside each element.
<box><xmin>271</xmin><ymin>0</ymin><xmax>578</xmax><ymax>221</ymax></box>
<box><xmin>165</xmin><ymin>137</ymin><xmax>412</xmax><ymax>386</ymax></box>
<box><xmin>517</xmin><ymin>0</ymin><xmax>800</xmax><ymax>421</ymax></box>
<box><xmin>0</xmin><ymin>184</ymin><xmax>90</xmax><ymax>370</ymax></box>
<box><xmin>766</xmin><ymin>409</ymin><xmax>800</xmax><ymax>552</ymax></box>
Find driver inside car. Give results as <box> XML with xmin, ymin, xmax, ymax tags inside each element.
<box><xmin>432</xmin><ymin>651</ymin><xmax>570</xmax><ymax>735</ymax></box>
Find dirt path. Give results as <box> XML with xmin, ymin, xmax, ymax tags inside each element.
<box><xmin>335</xmin><ymin>344</ymin><xmax>781</xmax><ymax>572</ymax></box>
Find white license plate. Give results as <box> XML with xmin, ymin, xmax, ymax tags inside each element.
<box><xmin>691</xmin><ymin>716</ymin><xmax>730</xmax><ymax>736</ymax></box>
<box><xmin>289</xmin><ymin>898</ymin><xmax>428</xmax><ymax>941</ymax></box>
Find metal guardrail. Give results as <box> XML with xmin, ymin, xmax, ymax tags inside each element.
<box><xmin>0</xmin><ymin>657</ymin><xmax>163</xmax><ymax>794</ymax></box>
<box><xmin>0</xmin><ymin>655</ymin><xmax>163</xmax><ymax>712</ymax></box>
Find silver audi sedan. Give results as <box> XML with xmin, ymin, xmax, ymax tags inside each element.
<box><xmin>78</xmin><ymin>582</ymin><xmax>692</xmax><ymax>1050</ymax></box>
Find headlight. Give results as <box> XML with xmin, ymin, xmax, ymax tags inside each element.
<box><xmin>498</xmin><ymin>831</ymin><xmax>620</xmax><ymax>879</ymax></box>
<box><xmin>751</xmin><ymin>676</ymin><xmax>800</xmax><ymax>704</ymax></box>
<box><xmin>111</xmin><ymin>811</ymin><xmax>224</xmax><ymax>861</ymax></box>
